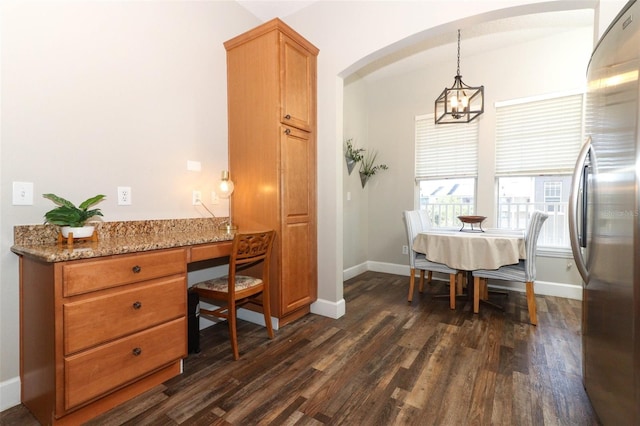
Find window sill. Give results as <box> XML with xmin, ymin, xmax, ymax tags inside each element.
<box><xmin>538</xmin><ymin>246</ymin><xmax>573</xmax><ymax>258</ymax></box>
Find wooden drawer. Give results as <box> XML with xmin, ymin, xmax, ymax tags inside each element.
<box><xmin>189</xmin><ymin>241</ymin><xmax>232</xmax><ymax>263</ymax></box>
<box><xmin>63</xmin><ymin>276</ymin><xmax>186</xmax><ymax>355</ymax></box>
<box><xmin>64</xmin><ymin>317</ymin><xmax>186</xmax><ymax>410</ymax></box>
<box><xmin>62</xmin><ymin>248</ymin><xmax>186</xmax><ymax>296</ymax></box>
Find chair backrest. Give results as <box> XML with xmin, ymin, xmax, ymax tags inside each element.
<box><xmin>403</xmin><ymin>210</ymin><xmax>432</xmax><ymax>268</ymax></box>
<box><xmin>229</xmin><ymin>230</ymin><xmax>275</xmax><ymax>281</ymax></box>
<box><xmin>523</xmin><ymin>211</ymin><xmax>549</xmax><ymax>280</ymax></box>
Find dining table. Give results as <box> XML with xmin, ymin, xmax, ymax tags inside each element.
<box><xmin>412</xmin><ymin>227</ymin><xmax>526</xmax><ymax>309</ymax></box>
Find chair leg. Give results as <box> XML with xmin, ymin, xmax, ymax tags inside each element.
<box><xmin>473</xmin><ymin>276</ymin><xmax>481</xmax><ymax>314</ymax></box>
<box><xmin>483</xmin><ymin>278</ymin><xmax>489</xmax><ymax>300</ymax></box>
<box><xmin>408</xmin><ymin>268</ymin><xmax>416</xmax><ymax>303</ymax></box>
<box><xmin>227</xmin><ymin>300</ymin><xmax>239</xmax><ymax>360</ymax></box>
<box><xmin>526</xmin><ymin>281</ymin><xmax>538</xmax><ymax>326</ymax></box>
<box><xmin>456</xmin><ymin>272</ymin><xmax>464</xmax><ymax>295</ymax></box>
<box><xmin>419</xmin><ymin>270</ymin><xmax>427</xmax><ymax>292</ymax></box>
<box><xmin>449</xmin><ymin>273</ymin><xmax>456</xmax><ymax>310</ymax></box>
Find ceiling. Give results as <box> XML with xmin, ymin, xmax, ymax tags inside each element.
<box><xmin>236</xmin><ymin>0</ymin><xmax>319</xmax><ymax>22</ymax></box>
<box><xmin>235</xmin><ymin>1</ymin><xmax>594</xmax><ymax>81</ymax></box>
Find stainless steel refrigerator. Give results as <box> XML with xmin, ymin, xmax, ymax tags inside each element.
<box><xmin>569</xmin><ymin>1</ymin><xmax>640</xmax><ymax>424</ymax></box>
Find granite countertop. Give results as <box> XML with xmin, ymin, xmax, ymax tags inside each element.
<box><xmin>11</xmin><ymin>218</ymin><xmax>235</xmax><ymax>262</ymax></box>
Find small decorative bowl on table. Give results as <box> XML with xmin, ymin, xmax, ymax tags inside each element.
<box><xmin>457</xmin><ymin>215</ymin><xmax>486</xmax><ymax>232</ymax></box>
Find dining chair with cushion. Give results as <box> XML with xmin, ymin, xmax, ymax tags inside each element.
<box><xmin>403</xmin><ymin>210</ymin><xmax>462</xmax><ymax>309</ymax></box>
<box><xmin>472</xmin><ymin>211</ymin><xmax>549</xmax><ymax>325</ymax></box>
<box><xmin>191</xmin><ymin>230</ymin><xmax>275</xmax><ymax>360</ymax></box>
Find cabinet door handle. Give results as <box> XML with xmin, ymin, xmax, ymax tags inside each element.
<box><xmin>132</xmin><ymin>301</ymin><xmax>142</xmax><ymax>310</ymax></box>
<box><xmin>132</xmin><ymin>265</ymin><xmax>141</xmax><ymax>273</ymax></box>
<box><xmin>284</xmin><ymin>114</ymin><xmax>291</xmax><ymax>120</ymax></box>
<box><xmin>284</xmin><ymin>128</ymin><xmax>291</xmax><ymax>135</ymax></box>
<box><xmin>132</xmin><ymin>347</ymin><xmax>142</xmax><ymax>356</ymax></box>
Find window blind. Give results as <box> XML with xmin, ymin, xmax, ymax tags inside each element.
<box><xmin>495</xmin><ymin>93</ymin><xmax>584</xmax><ymax>176</ymax></box>
<box><xmin>415</xmin><ymin>114</ymin><xmax>478</xmax><ymax>179</ymax></box>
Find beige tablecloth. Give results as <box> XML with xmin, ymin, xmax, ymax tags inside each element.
<box><xmin>412</xmin><ymin>229</ymin><xmax>526</xmax><ymax>270</ymax></box>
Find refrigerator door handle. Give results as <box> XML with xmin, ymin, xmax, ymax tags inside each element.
<box><xmin>569</xmin><ymin>136</ymin><xmax>591</xmax><ymax>283</ymax></box>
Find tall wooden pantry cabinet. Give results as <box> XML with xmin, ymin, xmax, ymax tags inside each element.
<box><xmin>224</xmin><ymin>19</ymin><xmax>319</xmax><ymax>326</ymax></box>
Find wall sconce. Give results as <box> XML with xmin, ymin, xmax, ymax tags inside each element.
<box><xmin>218</xmin><ymin>170</ymin><xmax>237</xmax><ymax>231</ymax></box>
<box><xmin>434</xmin><ymin>29</ymin><xmax>484</xmax><ymax>124</ymax></box>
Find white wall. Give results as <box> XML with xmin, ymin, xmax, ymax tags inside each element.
<box><xmin>342</xmin><ymin>79</ymin><xmax>370</xmax><ymax>269</ymax></box>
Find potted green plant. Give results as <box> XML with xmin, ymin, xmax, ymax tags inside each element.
<box><xmin>43</xmin><ymin>193</ymin><xmax>106</xmax><ymax>238</ymax></box>
<box><xmin>359</xmin><ymin>150</ymin><xmax>388</xmax><ymax>188</ymax></box>
<box><xmin>344</xmin><ymin>138</ymin><xmax>365</xmax><ymax>175</ymax></box>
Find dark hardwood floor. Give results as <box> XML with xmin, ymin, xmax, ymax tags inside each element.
<box><xmin>1</xmin><ymin>271</ymin><xmax>599</xmax><ymax>425</ymax></box>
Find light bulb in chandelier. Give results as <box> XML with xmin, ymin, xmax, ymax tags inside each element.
<box><xmin>451</xmin><ymin>90</ymin><xmax>469</xmax><ymax>118</ymax></box>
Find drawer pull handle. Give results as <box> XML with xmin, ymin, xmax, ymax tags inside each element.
<box><xmin>132</xmin><ymin>301</ymin><xmax>142</xmax><ymax>310</ymax></box>
<box><xmin>132</xmin><ymin>265</ymin><xmax>141</xmax><ymax>273</ymax></box>
<box><xmin>132</xmin><ymin>347</ymin><xmax>142</xmax><ymax>356</ymax></box>
<box><xmin>284</xmin><ymin>128</ymin><xmax>291</xmax><ymax>135</ymax></box>
<box><xmin>284</xmin><ymin>114</ymin><xmax>291</xmax><ymax>120</ymax></box>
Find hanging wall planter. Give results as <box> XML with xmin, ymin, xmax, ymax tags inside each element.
<box><xmin>359</xmin><ymin>150</ymin><xmax>388</xmax><ymax>188</ymax></box>
<box><xmin>346</xmin><ymin>155</ymin><xmax>357</xmax><ymax>175</ymax></box>
<box><xmin>344</xmin><ymin>138</ymin><xmax>365</xmax><ymax>175</ymax></box>
<box><xmin>359</xmin><ymin>171</ymin><xmax>369</xmax><ymax>188</ymax></box>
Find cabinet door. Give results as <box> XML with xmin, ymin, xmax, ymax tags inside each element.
<box><xmin>280</xmin><ymin>34</ymin><xmax>315</xmax><ymax>132</ymax></box>
<box><xmin>280</xmin><ymin>126</ymin><xmax>317</xmax><ymax>313</ymax></box>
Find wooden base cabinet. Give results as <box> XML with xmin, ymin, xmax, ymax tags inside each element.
<box><xmin>224</xmin><ymin>19</ymin><xmax>318</xmax><ymax>325</ymax></box>
<box><xmin>19</xmin><ymin>248</ymin><xmax>188</xmax><ymax>425</ymax></box>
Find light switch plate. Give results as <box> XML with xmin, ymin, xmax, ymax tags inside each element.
<box><xmin>12</xmin><ymin>181</ymin><xmax>34</xmax><ymax>205</ymax></box>
<box><xmin>187</xmin><ymin>160</ymin><xmax>201</xmax><ymax>172</ymax></box>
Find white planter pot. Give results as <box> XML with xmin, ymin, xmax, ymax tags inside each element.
<box><xmin>60</xmin><ymin>225</ymin><xmax>95</xmax><ymax>239</ymax></box>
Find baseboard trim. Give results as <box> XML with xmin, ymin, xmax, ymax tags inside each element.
<box><xmin>0</xmin><ymin>376</ymin><xmax>21</xmax><ymax>412</ymax></box>
<box><xmin>352</xmin><ymin>261</ymin><xmax>583</xmax><ymax>301</ymax></box>
<box><xmin>311</xmin><ymin>298</ymin><xmax>346</xmax><ymax>319</ymax></box>
<box><xmin>343</xmin><ymin>262</ymin><xmax>368</xmax><ymax>281</ymax></box>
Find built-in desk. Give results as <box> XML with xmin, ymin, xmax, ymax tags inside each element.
<box><xmin>11</xmin><ymin>218</ymin><xmax>237</xmax><ymax>426</ymax></box>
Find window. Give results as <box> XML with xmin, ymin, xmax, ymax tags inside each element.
<box><xmin>495</xmin><ymin>92</ymin><xmax>584</xmax><ymax>247</ymax></box>
<box><xmin>544</xmin><ymin>181</ymin><xmax>562</xmax><ymax>212</ymax></box>
<box><xmin>419</xmin><ymin>178</ymin><xmax>476</xmax><ymax>227</ymax></box>
<box><xmin>415</xmin><ymin>114</ymin><xmax>478</xmax><ymax>227</ymax></box>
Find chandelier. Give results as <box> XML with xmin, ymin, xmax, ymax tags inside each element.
<box><xmin>435</xmin><ymin>29</ymin><xmax>484</xmax><ymax>124</ymax></box>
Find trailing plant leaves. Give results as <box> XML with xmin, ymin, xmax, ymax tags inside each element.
<box><xmin>359</xmin><ymin>150</ymin><xmax>388</xmax><ymax>176</ymax></box>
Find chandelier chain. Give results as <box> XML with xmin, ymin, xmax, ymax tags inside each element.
<box><xmin>456</xmin><ymin>29</ymin><xmax>461</xmax><ymax>76</ymax></box>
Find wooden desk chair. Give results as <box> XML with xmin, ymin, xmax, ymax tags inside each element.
<box><xmin>191</xmin><ymin>230</ymin><xmax>275</xmax><ymax>360</ymax></box>
<box><xmin>472</xmin><ymin>211</ymin><xmax>549</xmax><ymax>325</ymax></box>
<box><xmin>403</xmin><ymin>210</ymin><xmax>462</xmax><ymax>308</ymax></box>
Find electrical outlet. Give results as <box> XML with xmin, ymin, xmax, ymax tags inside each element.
<box><xmin>402</xmin><ymin>245</ymin><xmax>409</xmax><ymax>255</ymax></box>
<box><xmin>193</xmin><ymin>190</ymin><xmax>202</xmax><ymax>206</ymax></box>
<box><xmin>117</xmin><ymin>187</ymin><xmax>132</xmax><ymax>205</ymax></box>
<box><xmin>211</xmin><ymin>191</ymin><xmax>219</xmax><ymax>205</ymax></box>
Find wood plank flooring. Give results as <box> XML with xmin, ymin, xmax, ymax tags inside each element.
<box><xmin>1</xmin><ymin>271</ymin><xmax>599</xmax><ymax>425</ymax></box>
